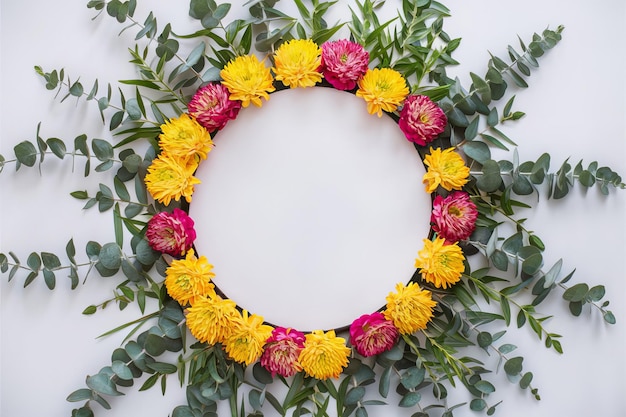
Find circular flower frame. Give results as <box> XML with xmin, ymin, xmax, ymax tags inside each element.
<box><xmin>147</xmin><ymin>38</ymin><xmax>466</xmax><ymax>381</ymax></box>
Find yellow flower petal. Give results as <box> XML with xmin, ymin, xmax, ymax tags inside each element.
<box><xmin>299</xmin><ymin>330</ymin><xmax>351</xmax><ymax>380</ymax></box>
<box><xmin>220</xmin><ymin>55</ymin><xmax>275</xmax><ymax>108</ymax></box>
<box><xmin>186</xmin><ymin>294</ymin><xmax>239</xmax><ymax>345</ymax></box>
<box><xmin>356</xmin><ymin>68</ymin><xmax>409</xmax><ymax>117</ymax></box>
<box><xmin>158</xmin><ymin>114</ymin><xmax>213</xmax><ymax>161</ymax></box>
<box><xmin>414</xmin><ymin>237</ymin><xmax>465</xmax><ymax>289</ymax></box>
<box><xmin>144</xmin><ymin>154</ymin><xmax>201</xmax><ymax>206</ymax></box>
<box><xmin>383</xmin><ymin>282</ymin><xmax>436</xmax><ymax>334</ymax></box>
<box><xmin>422</xmin><ymin>147</ymin><xmax>470</xmax><ymax>193</ymax></box>
<box><xmin>165</xmin><ymin>249</ymin><xmax>216</xmax><ymax>306</ymax></box>
<box><xmin>223</xmin><ymin>310</ymin><xmax>274</xmax><ymax>365</ymax></box>
<box><xmin>273</xmin><ymin>39</ymin><xmax>323</xmax><ymax>88</ymax></box>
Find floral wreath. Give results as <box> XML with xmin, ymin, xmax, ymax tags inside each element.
<box><xmin>146</xmin><ymin>37</ymin><xmax>465</xmax><ymax>380</ymax></box>
<box><xmin>1</xmin><ymin>1</ymin><xmax>624</xmax><ymax>417</ymax></box>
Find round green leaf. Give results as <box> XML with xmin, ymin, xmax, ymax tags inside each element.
<box><xmin>345</xmin><ymin>386</ymin><xmax>366</xmax><ymax>405</ymax></box>
<box><xmin>171</xmin><ymin>406</ymin><xmax>195</xmax><ymax>417</ymax></box>
<box><xmin>474</xmin><ymin>380</ymin><xmax>495</xmax><ymax>394</ymax></box>
<box><xmin>135</xmin><ymin>238</ymin><xmax>160</xmax><ymax>266</ymax></box>
<box><xmin>504</xmin><ymin>357</ymin><xmax>523</xmax><ymax>376</ymax></box>
<box><xmin>519</xmin><ymin>372</ymin><xmax>533</xmax><ymax>389</ymax></box>
<box><xmin>476</xmin><ymin>160</ymin><xmax>503</xmax><ymax>192</ymax></box>
<box><xmin>398</xmin><ymin>391</ymin><xmax>421</xmax><ymax>407</ymax></box>
<box><xmin>144</xmin><ymin>333</ymin><xmax>166</xmax><ymax>356</ymax></box>
<box><xmin>563</xmin><ymin>283</ymin><xmax>589</xmax><ymax>302</ymax></box>
<box><xmin>86</xmin><ymin>372</ymin><xmax>122</xmax><ymax>396</ymax></box>
<box><xmin>477</xmin><ymin>331</ymin><xmax>493</xmax><ymax>348</ymax></box>
<box><xmin>14</xmin><ymin>141</ymin><xmax>38</xmax><ymax>167</ymax></box>
<box><xmin>99</xmin><ymin>242</ymin><xmax>122</xmax><ymax>270</ymax></box>
<box><xmin>470</xmin><ymin>398</ymin><xmax>487</xmax><ymax>411</ymax></box>
<box><xmin>463</xmin><ymin>141</ymin><xmax>491</xmax><ymax>164</ymax></box>
<box><xmin>112</xmin><ymin>360</ymin><xmax>134</xmax><ymax>380</ymax></box>
<box><xmin>66</xmin><ymin>388</ymin><xmax>93</xmax><ymax>402</ymax></box>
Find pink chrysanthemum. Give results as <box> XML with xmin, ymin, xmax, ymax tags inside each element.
<box><xmin>260</xmin><ymin>327</ymin><xmax>306</xmax><ymax>377</ymax></box>
<box><xmin>431</xmin><ymin>191</ymin><xmax>478</xmax><ymax>243</ymax></box>
<box><xmin>398</xmin><ymin>95</ymin><xmax>447</xmax><ymax>145</ymax></box>
<box><xmin>349</xmin><ymin>312</ymin><xmax>399</xmax><ymax>357</ymax></box>
<box><xmin>320</xmin><ymin>39</ymin><xmax>370</xmax><ymax>90</ymax></box>
<box><xmin>187</xmin><ymin>83</ymin><xmax>241</xmax><ymax>133</ymax></box>
<box><xmin>145</xmin><ymin>208</ymin><xmax>197</xmax><ymax>256</ymax></box>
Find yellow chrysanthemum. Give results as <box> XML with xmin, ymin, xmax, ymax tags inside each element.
<box><xmin>273</xmin><ymin>39</ymin><xmax>323</xmax><ymax>88</ymax></box>
<box><xmin>223</xmin><ymin>310</ymin><xmax>274</xmax><ymax>365</ymax></box>
<box><xmin>158</xmin><ymin>114</ymin><xmax>213</xmax><ymax>162</ymax></box>
<box><xmin>185</xmin><ymin>294</ymin><xmax>239</xmax><ymax>345</ymax></box>
<box><xmin>220</xmin><ymin>55</ymin><xmax>276</xmax><ymax>108</ymax></box>
<box><xmin>383</xmin><ymin>282</ymin><xmax>437</xmax><ymax>335</ymax></box>
<box><xmin>414</xmin><ymin>237</ymin><xmax>465</xmax><ymax>289</ymax></box>
<box><xmin>355</xmin><ymin>68</ymin><xmax>409</xmax><ymax>117</ymax></box>
<box><xmin>145</xmin><ymin>154</ymin><xmax>201</xmax><ymax>206</ymax></box>
<box><xmin>298</xmin><ymin>329</ymin><xmax>351</xmax><ymax>380</ymax></box>
<box><xmin>165</xmin><ymin>249</ymin><xmax>216</xmax><ymax>306</ymax></box>
<box><xmin>422</xmin><ymin>147</ymin><xmax>470</xmax><ymax>193</ymax></box>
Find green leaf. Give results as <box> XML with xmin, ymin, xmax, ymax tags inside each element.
<box><xmin>604</xmin><ymin>311</ymin><xmax>616</xmax><ymax>324</ymax></box>
<box><xmin>83</xmin><ymin>305</ymin><xmax>97</xmax><ymax>315</ymax></box>
<box><xmin>586</xmin><ymin>285</ymin><xmax>605</xmax><ymax>302</ymax></box>
<box><xmin>125</xmin><ymin>98</ymin><xmax>142</xmax><ymax>120</ymax></box>
<box><xmin>470</xmin><ymin>399</ymin><xmax>487</xmax><ymax>411</ymax></box>
<box><xmin>99</xmin><ymin>242</ymin><xmax>122</xmax><ymax>270</ymax></box>
<box><xmin>92</xmin><ymin>139</ymin><xmax>114</xmax><ymax>161</ymax></box>
<box><xmin>398</xmin><ymin>391</ymin><xmax>421</xmax><ymax>407</ymax></box>
<box><xmin>519</xmin><ymin>372</ymin><xmax>533</xmax><ymax>389</ymax></box>
<box><xmin>504</xmin><ymin>357</ymin><xmax>523</xmax><ymax>376</ymax></box>
<box><xmin>476</xmin><ymin>160</ymin><xmax>503</xmax><ymax>192</ymax></box>
<box><xmin>43</xmin><ymin>269</ymin><xmax>56</xmax><ymax>289</ymax></box>
<box><xmin>563</xmin><ymin>283</ymin><xmax>589</xmax><ymax>302</ymax></box>
<box><xmin>470</xmin><ymin>72</ymin><xmax>491</xmax><ymax>104</ymax></box>
<box><xmin>135</xmin><ymin>238</ymin><xmax>159</xmax><ymax>266</ymax></box>
<box><xmin>252</xmin><ymin>362</ymin><xmax>273</xmax><ymax>385</ymax></box>
<box><xmin>344</xmin><ymin>387</ymin><xmax>366</xmax><ymax>405</ymax></box>
<box><xmin>112</xmin><ymin>360</ymin><xmax>134</xmax><ymax>380</ymax></box>
<box><xmin>474</xmin><ymin>380</ymin><xmax>495</xmax><ymax>394</ymax></box>
<box><xmin>14</xmin><ymin>141</ymin><xmax>38</xmax><ymax>167</ymax></box>
<box><xmin>147</xmin><ymin>361</ymin><xmax>177</xmax><ymax>374</ymax></box>
<box><xmin>400</xmin><ymin>366</ymin><xmax>425</xmax><ymax>390</ymax></box>
<box><xmin>144</xmin><ymin>333</ymin><xmax>166</xmax><ymax>356</ymax></box>
<box><xmin>477</xmin><ymin>331</ymin><xmax>493</xmax><ymax>348</ymax></box>
<box><xmin>86</xmin><ymin>373</ymin><xmax>122</xmax><ymax>396</ymax></box>
<box><xmin>463</xmin><ymin>141</ymin><xmax>490</xmax><ymax>164</ymax></box>
<box><xmin>47</xmin><ymin>138</ymin><xmax>67</xmax><ymax>159</ymax></box>
<box><xmin>66</xmin><ymin>388</ymin><xmax>94</xmax><ymax>402</ymax></box>
<box><xmin>27</xmin><ymin>252</ymin><xmax>41</xmax><ymax>271</ymax></box>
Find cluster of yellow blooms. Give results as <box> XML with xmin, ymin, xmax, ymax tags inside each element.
<box><xmin>146</xmin><ymin>38</ymin><xmax>472</xmax><ymax>380</ymax></box>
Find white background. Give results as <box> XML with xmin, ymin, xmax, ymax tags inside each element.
<box><xmin>1</xmin><ymin>1</ymin><xmax>625</xmax><ymax>417</ymax></box>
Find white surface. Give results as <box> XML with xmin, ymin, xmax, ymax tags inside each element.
<box><xmin>191</xmin><ymin>87</ymin><xmax>430</xmax><ymax>331</ymax></box>
<box><xmin>1</xmin><ymin>1</ymin><xmax>625</xmax><ymax>417</ymax></box>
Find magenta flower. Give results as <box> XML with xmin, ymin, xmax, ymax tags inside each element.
<box><xmin>349</xmin><ymin>312</ymin><xmax>399</xmax><ymax>357</ymax></box>
<box><xmin>431</xmin><ymin>191</ymin><xmax>478</xmax><ymax>243</ymax></box>
<box><xmin>398</xmin><ymin>95</ymin><xmax>447</xmax><ymax>145</ymax></box>
<box><xmin>260</xmin><ymin>327</ymin><xmax>306</xmax><ymax>377</ymax></box>
<box><xmin>145</xmin><ymin>208</ymin><xmax>197</xmax><ymax>256</ymax></box>
<box><xmin>320</xmin><ymin>39</ymin><xmax>370</xmax><ymax>91</ymax></box>
<box><xmin>187</xmin><ymin>83</ymin><xmax>242</xmax><ymax>133</ymax></box>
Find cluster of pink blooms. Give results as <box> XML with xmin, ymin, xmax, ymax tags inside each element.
<box><xmin>182</xmin><ymin>38</ymin><xmax>448</xmax><ymax>146</ymax></box>
<box><xmin>431</xmin><ymin>191</ymin><xmax>478</xmax><ymax>243</ymax></box>
<box><xmin>187</xmin><ymin>83</ymin><xmax>241</xmax><ymax>133</ymax></box>
<box><xmin>145</xmin><ymin>208</ymin><xmax>197</xmax><ymax>256</ymax></box>
<box><xmin>258</xmin><ymin>314</ymin><xmax>400</xmax><ymax>378</ymax></box>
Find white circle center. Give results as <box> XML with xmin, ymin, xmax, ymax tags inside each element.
<box><xmin>189</xmin><ymin>87</ymin><xmax>431</xmax><ymax>331</ymax></box>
